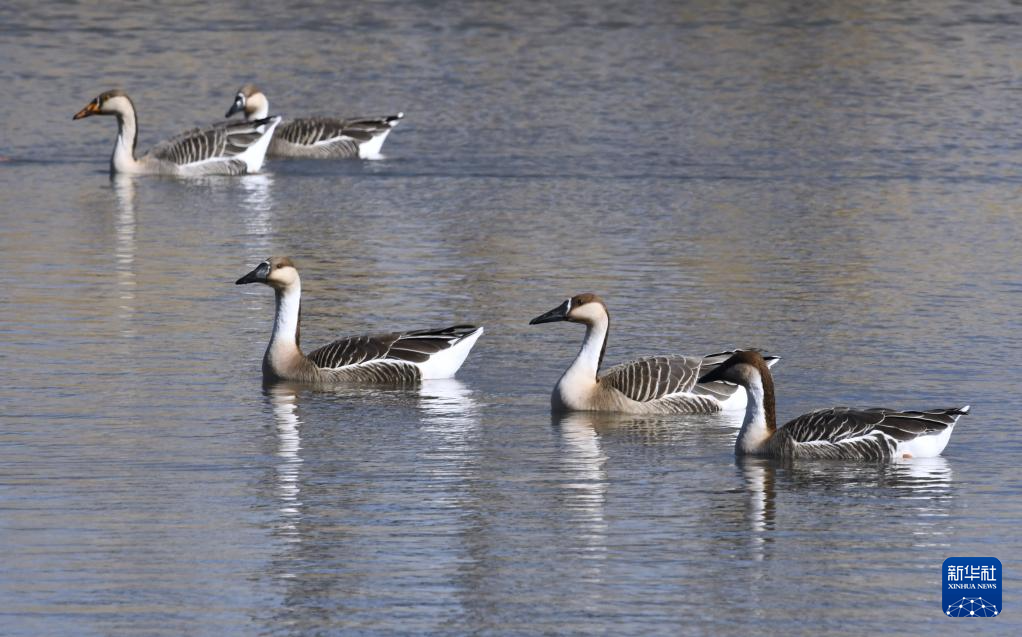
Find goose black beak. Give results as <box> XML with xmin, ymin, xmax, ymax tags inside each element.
<box><xmin>73</xmin><ymin>102</ymin><xmax>100</xmax><ymax>120</ymax></box>
<box><xmin>236</xmin><ymin>261</ymin><xmax>269</xmax><ymax>285</ymax></box>
<box><xmin>529</xmin><ymin>299</ymin><xmax>570</xmax><ymax>325</ymax></box>
<box><xmin>225</xmin><ymin>97</ymin><xmax>245</xmax><ymax>118</ymax></box>
<box><xmin>698</xmin><ymin>367</ymin><xmax>725</xmax><ymax>385</ymax></box>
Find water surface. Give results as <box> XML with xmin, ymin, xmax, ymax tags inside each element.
<box><xmin>1</xmin><ymin>1</ymin><xmax>1020</xmax><ymax>635</ymax></box>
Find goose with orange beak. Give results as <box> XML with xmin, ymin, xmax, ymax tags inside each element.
<box><xmin>74</xmin><ymin>89</ymin><xmax>280</xmax><ymax>175</ymax></box>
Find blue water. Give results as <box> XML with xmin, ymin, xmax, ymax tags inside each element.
<box><xmin>1</xmin><ymin>1</ymin><xmax>1020</xmax><ymax>635</ymax></box>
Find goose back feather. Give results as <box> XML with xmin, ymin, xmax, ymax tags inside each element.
<box><xmin>307</xmin><ymin>325</ymin><xmax>481</xmax><ymax>370</ymax></box>
<box><xmin>149</xmin><ymin>116</ymin><xmax>281</xmax><ymax>174</ymax></box>
<box><xmin>269</xmin><ymin>114</ymin><xmax>403</xmax><ymax>158</ymax></box>
<box><xmin>775</xmin><ymin>406</ymin><xmax>969</xmax><ymax>459</ymax></box>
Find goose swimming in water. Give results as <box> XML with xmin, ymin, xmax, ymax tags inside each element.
<box><xmin>74</xmin><ymin>89</ymin><xmax>280</xmax><ymax>176</ymax></box>
<box><xmin>236</xmin><ymin>257</ymin><xmax>482</xmax><ymax>384</ymax></box>
<box><xmin>225</xmin><ymin>84</ymin><xmax>403</xmax><ymax>159</ymax></box>
<box><xmin>529</xmin><ymin>293</ymin><xmax>778</xmax><ymax>414</ymax></box>
<box><xmin>698</xmin><ymin>350</ymin><xmax>969</xmax><ymax>460</ymax></box>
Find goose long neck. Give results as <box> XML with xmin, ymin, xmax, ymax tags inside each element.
<box><xmin>566</xmin><ymin>313</ymin><xmax>609</xmax><ymax>384</ymax></box>
<box><xmin>112</xmin><ymin>102</ymin><xmax>139</xmax><ymax>173</ymax></box>
<box><xmin>761</xmin><ymin>367</ymin><xmax>777</xmax><ymax>432</ymax></box>
<box><xmin>736</xmin><ymin>367</ymin><xmax>777</xmax><ymax>454</ymax></box>
<box><xmin>267</xmin><ymin>279</ymin><xmax>304</xmax><ymax>359</ymax></box>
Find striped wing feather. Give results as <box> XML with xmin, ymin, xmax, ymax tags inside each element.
<box><xmin>386</xmin><ymin>325</ymin><xmax>478</xmax><ymax>362</ymax></box>
<box><xmin>306</xmin><ymin>324</ymin><xmax>478</xmax><ymax>370</ymax></box>
<box><xmin>601</xmin><ymin>352</ymin><xmax>742</xmax><ymax>404</ymax></box>
<box><xmin>323</xmin><ymin>360</ymin><xmax>421</xmax><ymax>384</ymax></box>
<box><xmin>149</xmin><ymin>117</ymin><xmax>275</xmax><ymax>166</ymax></box>
<box><xmin>601</xmin><ymin>355</ymin><xmax>701</xmax><ymax>402</ymax></box>
<box><xmin>778</xmin><ymin>406</ymin><xmax>965</xmax><ymax>458</ymax></box>
<box><xmin>276</xmin><ymin>115</ymin><xmax>400</xmax><ymax>153</ymax></box>
<box><xmin>306</xmin><ymin>333</ymin><xmax>399</xmax><ymax>369</ymax></box>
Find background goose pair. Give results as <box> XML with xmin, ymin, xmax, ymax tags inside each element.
<box><xmin>240</xmin><ymin>260</ymin><xmax>969</xmax><ymax>461</ymax></box>
<box><xmin>73</xmin><ymin>85</ymin><xmax>402</xmax><ymax>175</ymax></box>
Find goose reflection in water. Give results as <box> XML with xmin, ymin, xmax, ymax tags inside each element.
<box><xmin>736</xmin><ymin>457</ymin><xmax>777</xmax><ymax>564</ymax></box>
<box><xmin>772</xmin><ymin>454</ymin><xmax>953</xmax><ymax>495</ymax></box>
<box><xmin>885</xmin><ymin>455</ymin><xmax>955</xmax><ymax>550</ymax></box>
<box><xmin>238</xmin><ymin>173</ymin><xmax>275</xmax><ymax>256</ymax></box>
<box><xmin>417</xmin><ymin>379</ymin><xmax>481</xmax><ymax>515</ymax></box>
<box><xmin>418</xmin><ymin>378</ymin><xmax>479</xmax><ymax>429</ymax></box>
<box><xmin>266</xmin><ymin>384</ymin><xmax>304</xmax><ymax>543</ymax></box>
<box><xmin>739</xmin><ymin>454</ymin><xmax>954</xmax><ymax>555</ymax></box>
<box><xmin>264</xmin><ymin>379</ymin><xmax>481</xmax><ymax>536</ymax></box>
<box><xmin>259</xmin><ymin>378</ymin><xmax>483</xmax><ymax>621</ymax></box>
<box><xmin>112</xmin><ymin>175</ymin><xmax>137</xmax><ymax>338</ymax></box>
<box><xmin>551</xmin><ymin>412</ymin><xmax>611</xmax><ymax>584</ymax></box>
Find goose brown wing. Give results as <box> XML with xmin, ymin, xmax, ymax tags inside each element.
<box><xmin>602</xmin><ymin>352</ymin><xmax>744</xmax><ymax>403</ymax></box>
<box><xmin>601</xmin><ymin>355</ymin><xmax>704</xmax><ymax>403</ymax></box>
<box><xmin>149</xmin><ymin>117</ymin><xmax>277</xmax><ymax>166</ymax></box>
<box><xmin>277</xmin><ymin>115</ymin><xmax>400</xmax><ymax>146</ymax></box>
<box><xmin>306</xmin><ymin>324</ymin><xmax>478</xmax><ymax>370</ymax></box>
<box><xmin>385</xmin><ymin>325</ymin><xmax>479</xmax><ymax>363</ymax></box>
<box><xmin>306</xmin><ymin>332</ymin><xmax>401</xmax><ymax>369</ymax></box>
<box><xmin>778</xmin><ymin>406</ymin><xmax>967</xmax><ymax>457</ymax></box>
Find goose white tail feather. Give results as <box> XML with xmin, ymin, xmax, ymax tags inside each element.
<box><xmin>416</xmin><ymin>327</ymin><xmax>484</xmax><ymax>379</ymax></box>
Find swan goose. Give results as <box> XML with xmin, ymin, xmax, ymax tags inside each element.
<box><xmin>236</xmin><ymin>257</ymin><xmax>482</xmax><ymax>384</ymax></box>
<box><xmin>225</xmin><ymin>84</ymin><xmax>403</xmax><ymax>159</ymax></box>
<box><xmin>529</xmin><ymin>293</ymin><xmax>778</xmax><ymax>414</ymax></box>
<box><xmin>74</xmin><ymin>89</ymin><xmax>280</xmax><ymax>176</ymax></box>
<box><xmin>698</xmin><ymin>350</ymin><xmax>969</xmax><ymax>459</ymax></box>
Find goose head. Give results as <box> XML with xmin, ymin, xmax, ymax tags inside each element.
<box><xmin>698</xmin><ymin>350</ymin><xmax>770</xmax><ymax>387</ymax></box>
<box><xmin>226</xmin><ymin>84</ymin><xmax>269</xmax><ymax>120</ymax></box>
<box><xmin>530</xmin><ymin>293</ymin><xmax>608</xmax><ymax>326</ymax></box>
<box><xmin>236</xmin><ymin>256</ymin><xmax>300</xmax><ymax>291</ymax></box>
<box><xmin>73</xmin><ymin>89</ymin><xmax>134</xmax><ymax>120</ymax></box>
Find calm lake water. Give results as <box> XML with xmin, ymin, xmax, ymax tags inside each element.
<box><xmin>2</xmin><ymin>1</ymin><xmax>1021</xmax><ymax>635</ymax></box>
